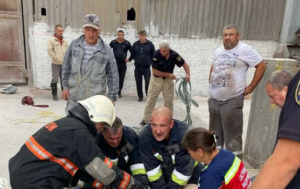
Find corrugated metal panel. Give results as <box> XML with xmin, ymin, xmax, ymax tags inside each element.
<box><xmin>34</xmin><ymin>0</ymin><xmax>85</xmax><ymax>31</ymax></box>
<box><xmin>141</xmin><ymin>0</ymin><xmax>286</xmax><ymax>40</ymax></box>
<box><xmin>33</xmin><ymin>0</ymin><xmax>286</xmax><ymax>40</ymax></box>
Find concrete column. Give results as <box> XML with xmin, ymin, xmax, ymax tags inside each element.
<box><xmin>279</xmin><ymin>0</ymin><xmax>300</xmax><ymax>44</ymax></box>
<box><xmin>244</xmin><ymin>58</ymin><xmax>300</xmax><ymax>169</ymax></box>
<box><xmin>22</xmin><ymin>0</ymin><xmax>34</xmax><ymax>87</ymax></box>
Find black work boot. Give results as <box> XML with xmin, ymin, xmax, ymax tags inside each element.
<box><xmin>51</xmin><ymin>83</ymin><xmax>58</xmax><ymax>101</ymax></box>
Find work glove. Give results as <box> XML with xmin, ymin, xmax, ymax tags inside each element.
<box><xmin>130</xmin><ymin>177</ymin><xmax>144</xmax><ymax>189</ymax></box>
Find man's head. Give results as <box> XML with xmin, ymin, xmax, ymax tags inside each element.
<box><xmin>150</xmin><ymin>106</ymin><xmax>174</xmax><ymax>142</ymax></box>
<box><xmin>55</xmin><ymin>24</ymin><xmax>63</xmax><ymax>38</ymax></box>
<box><xmin>222</xmin><ymin>24</ymin><xmax>240</xmax><ymax>50</ymax></box>
<box><xmin>139</xmin><ymin>30</ymin><xmax>147</xmax><ymax>43</ymax></box>
<box><xmin>159</xmin><ymin>40</ymin><xmax>170</xmax><ymax>57</ymax></box>
<box><xmin>102</xmin><ymin>117</ymin><xmax>123</xmax><ymax>148</ymax></box>
<box><xmin>117</xmin><ymin>30</ymin><xmax>125</xmax><ymax>41</ymax></box>
<box><xmin>83</xmin><ymin>14</ymin><xmax>100</xmax><ymax>45</ymax></box>
<box><xmin>265</xmin><ymin>70</ymin><xmax>293</xmax><ymax>108</ymax></box>
<box><xmin>78</xmin><ymin>95</ymin><xmax>115</xmax><ymax>131</ymax></box>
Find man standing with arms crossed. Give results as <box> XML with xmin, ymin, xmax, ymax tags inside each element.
<box><xmin>208</xmin><ymin>24</ymin><xmax>266</xmax><ymax>159</ymax></box>
<box><xmin>47</xmin><ymin>24</ymin><xmax>69</xmax><ymax>101</ymax></box>
<box><xmin>62</xmin><ymin>14</ymin><xmax>119</xmax><ymax>112</ymax></box>
<box><xmin>110</xmin><ymin>30</ymin><xmax>132</xmax><ymax>98</ymax></box>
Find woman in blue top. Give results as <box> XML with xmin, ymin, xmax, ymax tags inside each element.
<box><xmin>182</xmin><ymin>127</ymin><xmax>251</xmax><ymax>189</ymax></box>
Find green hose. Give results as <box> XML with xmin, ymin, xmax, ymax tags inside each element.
<box><xmin>175</xmin><ymin>77</ymin><xmax>199</xmax><ymax>125</ymax></box>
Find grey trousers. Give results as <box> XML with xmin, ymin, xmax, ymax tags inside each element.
<box><xmin>208</xmin><ymin>95</ymin><xmax>244</xmax><ymax>157</ymax></box>
<box><xmin>51</xmin><ymin>64</ymin><xmax>62</xmax><ymax>83</ymax></box>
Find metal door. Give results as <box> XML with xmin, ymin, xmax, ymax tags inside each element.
<box><xmin>0</xmin><ymin>0</ymin><xmax>26</xmax><ymax>83</ymax></box>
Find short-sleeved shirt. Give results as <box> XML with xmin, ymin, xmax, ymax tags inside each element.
<box><xmin>152</xmin><ymin>49</ymin><xmax>185</xmax><ymax>76</ymax></box>
<box><xmin>277</xmin><ymin>70</ymin><xmax>300</xmax><ymax>188</ymax></box>
<box><xmin>199</xmin><ymin>149</ymin><xmax>250</xmax><ymax>189</ymax></box>
<box><xmin>209</xmin><ymin>42</ymin><xmax>263</xmax><ymax>101</ymax></box>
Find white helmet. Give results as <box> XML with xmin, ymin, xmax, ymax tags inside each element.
<box><xmin>78</xmin><ymin>95</ymin><xmax>115</xmax><ymax>127</ymax></box>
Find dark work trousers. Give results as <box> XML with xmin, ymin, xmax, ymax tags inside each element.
<box><xmin>134</xmin><ymin>67</ymin><xmax>151</xmax><ymax>99</ymax></box>
<box><xmin>117</xmin><ymin>61</ymin><xmax>127</xmax><ymax>94</ymax></box>
<box><xmin>208</xmin><ymin>94</ymin><xmax>244</xmax><ymax>159</ymax></box>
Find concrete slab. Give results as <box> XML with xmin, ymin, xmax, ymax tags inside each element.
<box><xmin>0</xmin><ymin>86</ymin><xmax>255</xmax><ymax>187</ymax></box>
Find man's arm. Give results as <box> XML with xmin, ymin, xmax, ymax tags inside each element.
<box><xmin>125</xmin><ymin>41</ymin><xmax>132</xmax><ymax>63</ymax></box>
<box><xmin>152</xmin><ymin>68</ymin><xmax>176</xmax><ymax>80</ymax></box>
<box><xmin>127</xmin><ymin>130</ymin><xmax>149</xmax><ymax>187</ymax></box>
<box><xmin>61</xmin><ymin>42</ymin><xmax>73</xmax><ymax>100</ymax></box>
<box><xmin>106</xmin><ymin>48</ymin><xmax>119</xmax><ymax>102</ymax></box>
<box><xmin>182</xmin><ymin>62</ymin><xmax>190</xmax><ymax>82</ymax></box>
<box><xmin>72</xmin><ymin>130</ymin><xmax>140</xmax><ymax>189</ymax></box>
<box><xmin>209</xmin><ymin>64</ymin><xmax>213</xmax><ymax>83</ymax></box>
<box><xmin>47</xmin><ymin>38</ymin><xmax>56</xmax><ymax>60</ymax></box>
<box><xmin>128</xmin><ymin>43</ymin><xmax>135</xmax><ymax>62</ymax></box>
<box><xmin>244</xmin><ymin>61</ymin><xmax>266</xmax><ymax>95</ymax></box>
<box><xmin>250</xmin><ymin>138</ymin><xmax>300</xmax><ymax>189</ymax></box>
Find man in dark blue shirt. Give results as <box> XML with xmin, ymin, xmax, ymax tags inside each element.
<box><xmin>251</xmin><ymin>70</ymin><xmax>300</xmax><ymax>189</ymax></box>
<box><xmin>140</xmin><ymin>40</ymin><xmax>190</xmax><ymax>126</ymax></box>
<box><xmin>110</xmin><ymin>30</ymin><xmax>132</xmax><ymax>98</ymax></box>
<box><xmin>130</xmin><ymin>30</ymin><xmax>155</xmax><ymax>102</ymax></box>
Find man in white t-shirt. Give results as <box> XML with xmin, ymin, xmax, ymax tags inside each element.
<box><xmin>208</xmin><ymin>24</ymin><xmax>266</xmax><ymax>159</ymax></box>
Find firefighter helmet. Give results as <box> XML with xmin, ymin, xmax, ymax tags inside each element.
<box><xmin>78</xmin><ymin>95</ymin><xmax>115</xmax><ymax>127</ymax></box>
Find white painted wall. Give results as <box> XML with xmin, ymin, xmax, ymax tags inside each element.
<box><xmin>30</xmin><ymin>22</ymin><xmax>278</xmax><ymax>96</ymax></box>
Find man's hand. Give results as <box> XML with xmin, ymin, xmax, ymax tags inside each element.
<box><xmin>62</xmin><ymin>90</ymin><xmax>70</xmax><ymax>101</ymax></box>
<box><xmin>168</xmin><ymin>73</ymin><xmax>177</xmax><ymax>80</ymax></box>
<box><xmin>185</xmin><ymin>75</ymin><xmax>190</xmax><ymax>82</ymax></box>
<box><xmin>125</xmin><ymin>59</ymin><xmax>129</xmax><ymax>63</ymax></box>
<box><xmin>244</xmin><ymin>85</ymin><xmax>254</xmax><ymax>95</ymax></box>
<box><xmin>111</xmin><ymin>100</ymin><xmax>115</xmax><ymax>106</ymax></box>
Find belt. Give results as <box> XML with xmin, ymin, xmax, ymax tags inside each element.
<box><xmin>153</xmin><ymin>75</ymin><xmax>166</xmax><ymax>80</ymax></box>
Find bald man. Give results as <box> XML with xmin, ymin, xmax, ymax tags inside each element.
<box><xmin>139</xmin><ymin>107</ymin><xmax>202</xmax><ymax>189</ymax></box>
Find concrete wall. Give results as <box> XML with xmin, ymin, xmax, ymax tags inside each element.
<box><xmin>279</xmin><ymin>0</ymin><xmax>300</xmax><ymax>44</ymax></box>
<box><xmin>244</xmin><ymin>58</ymin><xmax>300</xmax><ymax>168</ymax></box>
<box><xmin>30</xmin><ymin>22</ymin><xmax>278</xmax><ymax>96</ymax></box>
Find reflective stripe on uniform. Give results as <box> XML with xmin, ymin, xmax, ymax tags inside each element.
<box><xmin>171</xmin><ymin>168</ymin><xmax>191</xmax><ymax>186</ymax></box>
<box><xmin>171</xmin><ymin>154</ymin><xmax>175</xmax><ymax>164</ymax></box>
<box><xmin>110</xmin><ymin>158</ymin><xmax>118</xmax><ymax>165</ymax></box>
<box><xmin>119</xmin><ymin>171</ymin><xmax>130</xmax><ymax>189</ymax></box>
<box><xmin>104</xmin><ymin>157</ymin><xmax>113</xmax><ymax>168</ymax></box>
<box><xmin>147</xmin><ymin>165</ymin><xmax>163</xmax><ymax>182</ymax></box>
<box><xmin>92</xmin><ymin>180</ymin><xmax>104</xmax><ymax>189</ymax></box>
<box><xmin>124</xmin><ymin>155</ymin><xmax>129</xmax><ymax>163</ymax></box>
<box><xmin>130</xmin><ymin>163</ymin><xmax>146</xmax><ymax>175</ymax></box>
<box><xmin>25</xmin><ymin>136</ymin><xmax>78</xmax><ymax>176</ymax></box>
<box><xmin>154</xmin><ymin>152</ymin><xmax>163</xmax><ymax>161</ymax></box>
<box><xmin>224</xmin><ymin>156</ymin><xmax>241</xmax><ymax>184</ymax></box>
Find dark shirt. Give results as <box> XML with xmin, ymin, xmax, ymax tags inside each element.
<box><xmin>277</xmin><ymin>70</ymin><xmax>300</xmax><ymax>188</ymax></box>
<box><xmin>152</xmin><ymin>49</ymin><xmax>185</xmax><ymax>77</ymax></box>
<box><xmin>109</xmin><ymin>39</ymin><xmax>132</xmax><ymax>63</ymax></box>
<box><xmin>130</xmin><ymin>40</ymin><xmax>155</xmax><ymax>68</ymax></box>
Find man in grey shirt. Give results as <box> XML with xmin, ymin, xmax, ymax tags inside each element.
<box><xmin>62</xmin><ymin>14</ymin><xmax>119</xmax><ymax>112</ymax></box>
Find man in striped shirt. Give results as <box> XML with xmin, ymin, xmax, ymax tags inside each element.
<box><xmin>62</xmin><ymin>14</ymin><xmax>119</xmax><ymax>113</ymax></box>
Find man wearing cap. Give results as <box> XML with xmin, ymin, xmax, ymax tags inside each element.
<box><xmin>9</xmin><ymin>95</ymin><xmax>143</xmax><ymax>189</ymax></box>
<box><xmin>47</xmin><ymin>24</ymin><xmax>69</xmax><ymax>101</ymax></box>
<box><xmin>62</xmin><ymin>14</ymin><xmax>119</xmax><ymax>112</ymax></box>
